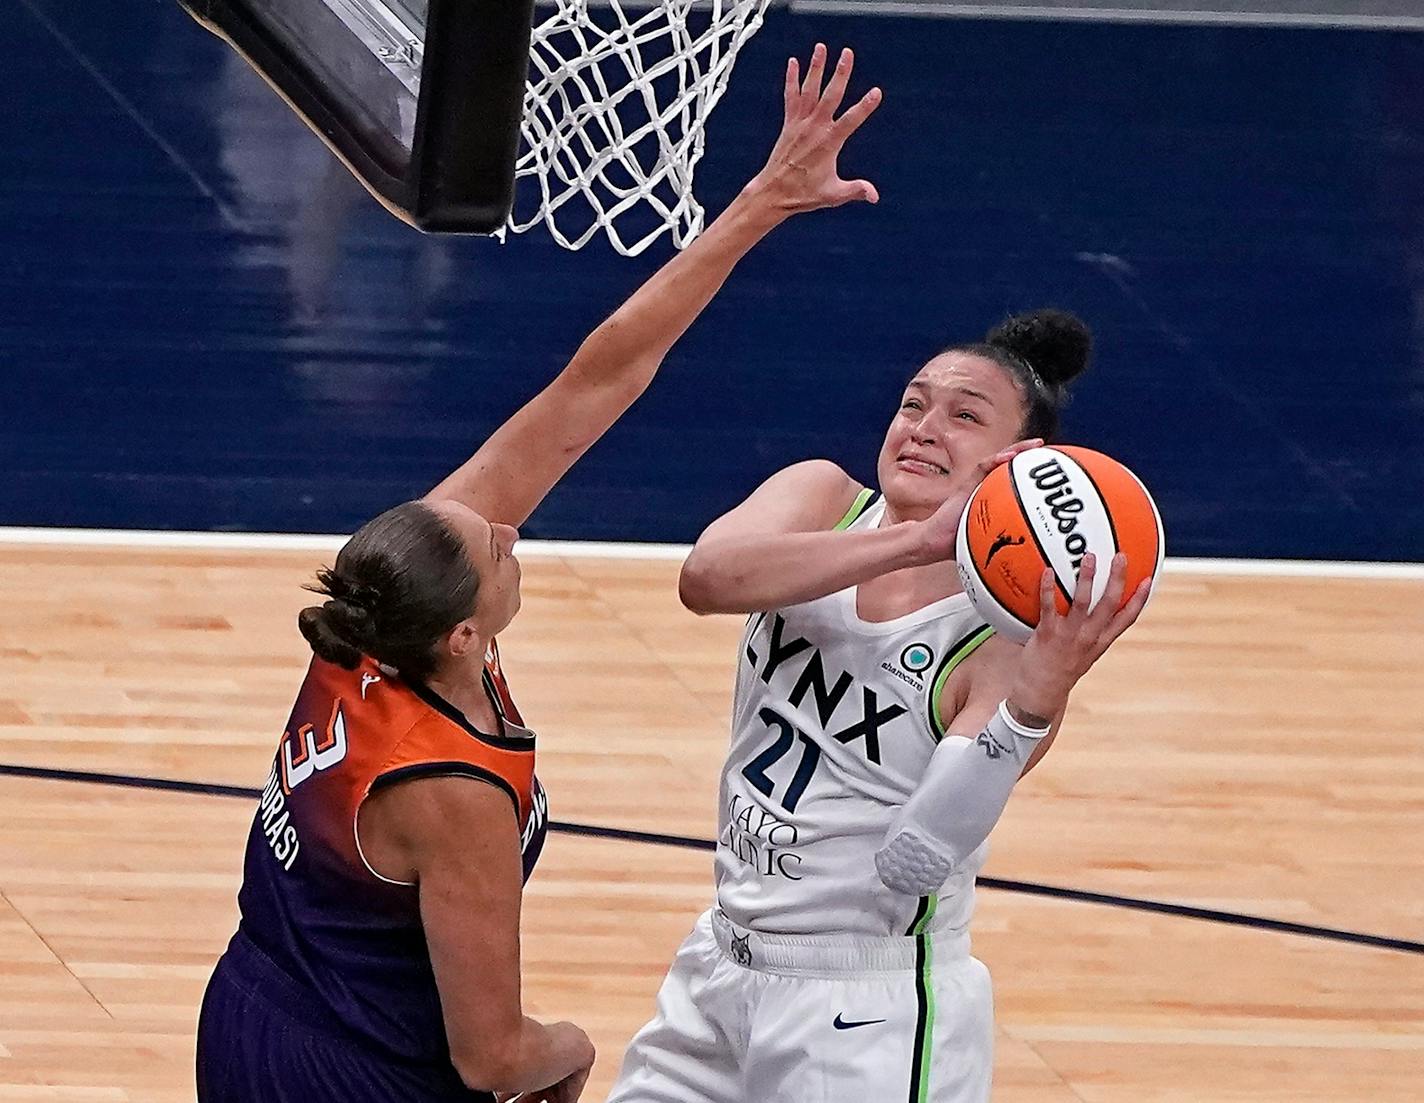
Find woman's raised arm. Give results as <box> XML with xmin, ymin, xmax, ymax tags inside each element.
<box><xmin>426</xmin><ymin>45</ymin><xmax>882</xmax><ymax>527</ymax></box>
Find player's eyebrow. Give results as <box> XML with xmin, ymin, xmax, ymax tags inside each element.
<box><xmin>908</xmin><ymin>379</ymin><xmax>994</xmax><ymax>405</ymax></box>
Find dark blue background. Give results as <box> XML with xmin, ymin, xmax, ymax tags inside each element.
<box><xmin>3</xmin><ymin>0</ymin><xmax>1423</xmax><ymax>559</ymax></box>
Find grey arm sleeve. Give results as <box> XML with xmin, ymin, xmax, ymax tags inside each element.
<box><xmin>875</xmin><ymin>701</ymin><xmax>1049</xmax><ymax>896</ymax></box>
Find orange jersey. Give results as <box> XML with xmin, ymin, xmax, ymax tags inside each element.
<box><xmin>231</xmin><ymin>640</ymin><xmax>547</xmax><ymax>1064</ymax></box>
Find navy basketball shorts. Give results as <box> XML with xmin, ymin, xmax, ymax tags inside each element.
<box><xmin>197</xmin><ymin>935</ymin><xmax>493</xmax><ymax>1103</ymax></box>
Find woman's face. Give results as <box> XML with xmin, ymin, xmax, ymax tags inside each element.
<box><xmin>427</xmin><ymin>498</ymin><xmax>522</xmax><ymax>640</ymax></box>
<box><xmin>875</xmin><ymin>351</ymin><xmax>1028</xmax><ymax>518</ymax></box>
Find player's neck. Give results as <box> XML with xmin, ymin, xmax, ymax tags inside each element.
<box><xmin>857</xmin><ymin>505</ymin><xmax>964</xmax><ymax>618</ymax></box>
<box><xmin>845</xmin><ymin>499</ymin><xmax>962</xmax><ymax>618</ymax></box>
<box><xmin>856</xmin><ymin>559</ymin><xmax>962</xmax><ymax>621</ymax></box>
<box><xmin>425</xmin><ymin>661</ymin><xmax>502</xmax><ymax>735</ymax></box>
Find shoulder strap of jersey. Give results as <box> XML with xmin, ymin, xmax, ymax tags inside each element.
<box><xmin>927</xmin><ymin>624</ymin><xmax>997</xmax><ymax>742</ymax></box>
<box><xmin>373</xmin><ymin>710</ymin><xmax>536</xmax><ymax>821</ymax></box>
<box><xmin>833</xmin><ymin>487</ymin><xmax>877</xmax><ymax>531</ymax></box>
<box><xmin>369</xmin><ymin>657</ymin><xmax>536</xmax><ymax>823</ymax></box>
<box><xmin>481</xmin><ymin>637</ymin><xmax>525</xmax><ymax>725</ymax></box>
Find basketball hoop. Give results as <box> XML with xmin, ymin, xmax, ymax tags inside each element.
<box><xmin>508</xmin><ymin>0</ymin><xmax>774</xmax><ymax>255</ymax></box>
<box><xmin>179</xmin><ymin>0</ymin><xmax>768</xmax><ymax>247</ymax></box>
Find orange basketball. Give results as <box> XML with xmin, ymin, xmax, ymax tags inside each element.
<box><xmin>954</xmin><ymin>446</ymin><xmax>1164</xmax><ymax>642</ymax></box>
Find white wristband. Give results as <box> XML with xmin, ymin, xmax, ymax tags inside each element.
<box><xmin>997</xmin><ymin>699</ymin><xmax>1052</xmax><ymax>739</ymax></box>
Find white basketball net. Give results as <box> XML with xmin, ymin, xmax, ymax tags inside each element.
<box><xmin>508</xmin><ymin>0</ymin><xmax>774</xmax><ymax>255</ymax></box>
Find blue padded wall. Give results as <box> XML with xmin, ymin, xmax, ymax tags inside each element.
<box><xmin>3</xmin><ymin>0</ymin><xmax>1423</xmax><ymax>560</ymax></box>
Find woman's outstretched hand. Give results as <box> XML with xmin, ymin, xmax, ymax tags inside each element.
<box><xmin>748</xmin><ymin>43</ymin><xmax>882</xmax><ymax>215</ymax></box>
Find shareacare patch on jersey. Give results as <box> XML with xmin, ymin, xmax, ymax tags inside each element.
<box><xmin>881</xmin><ymin>642</ymin><xmax>934</xmax><ymax>688</ymax></box>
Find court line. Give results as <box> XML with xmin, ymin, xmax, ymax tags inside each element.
<box><xmin>0</xmin><ymin>883</ymin><xmax>115</xmax><ymax>1022</ymax></box>
<box><xmin>1</xmin><ymin>526</ymin><xmax>1421</xmax><ymax>579</ymax></box>
<box><xmin>3</xmin><ymin>761</ymin><xmax>1420</xmax><ymax>956</ymax></box>
<box><xmin>789</xmin><ymin>2</ymin><xmax>1424</xmax><ymax>31</ymax></box>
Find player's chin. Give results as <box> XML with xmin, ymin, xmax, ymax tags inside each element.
<box><xmin>495</xmin><ymin>586</ymin><xmax>522</xmax><ymax>636</ymax></box>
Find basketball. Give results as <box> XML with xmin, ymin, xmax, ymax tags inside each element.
<box><xmin>955</xmin><ymin>446</ymin><xmax>1164</xmax><ymax>642</ymax></box>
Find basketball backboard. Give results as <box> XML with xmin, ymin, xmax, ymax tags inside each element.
<box><xmin>179</xmin><ymin>0</ymin><xmax>536</xmax><ymax>231</ymax></box>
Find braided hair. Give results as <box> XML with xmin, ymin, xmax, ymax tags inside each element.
<box><xmin>297</xmin><ymin>501</ymin><xmax>478</xmax><ymax>682</ymax></box>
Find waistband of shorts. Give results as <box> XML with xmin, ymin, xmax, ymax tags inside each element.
<box><xmin>709</xmin><ymin>908</ymin><xmax>968</xmax><ymax>976</ymax></box>
<box><xmin>221</xmin><ymin>929</ymin><xmax>357</xmax><ymax>1039</ymax></box>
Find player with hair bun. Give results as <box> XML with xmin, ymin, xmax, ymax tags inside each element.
<box><xmin>195</xmin><ymin>44</ymin><xmax>883</xmax><ymax>1103</ymax></box>
<box><xmin>607</xmin><ymin>308</ymin><xmax>1151</xmax><ymax>1103</ymax></box>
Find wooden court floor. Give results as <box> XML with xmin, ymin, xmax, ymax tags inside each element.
<box><xmin>0</xmin><ymin>540</ymin><xmax>1420</xmax><ymax>1101</ymax></box>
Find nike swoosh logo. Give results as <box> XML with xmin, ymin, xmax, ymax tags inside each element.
<box><xmin>833</xmin><ymin>1014</ymin><xmax>887</xmax><ymax>1030</ymax></box>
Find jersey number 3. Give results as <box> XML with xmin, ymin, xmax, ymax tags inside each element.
<box><xmin>281</xmin><ymin>702</ymin><xmax>349</xmax><ymax>791</ymax></box>
<box><xmin>741</xmin><ymin>707</ymin><xmax>822</xmax><ymax>813</ymax></box>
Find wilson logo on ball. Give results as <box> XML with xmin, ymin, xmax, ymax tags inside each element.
<box><xmin>1026</xmin><ymin>458</ymin><xmax>1090</xmax><ymax>568</ymax></box>
<box><xmin>955</xmin><ymin>446</ymin><xmax>1164</xmax><ymax>643</ymax></box>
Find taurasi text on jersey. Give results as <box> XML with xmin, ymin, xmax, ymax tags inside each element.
<box><xmin>258</xmin><ymin>766</ymin><xmax>302</xmax><ymax>871</ymax></box>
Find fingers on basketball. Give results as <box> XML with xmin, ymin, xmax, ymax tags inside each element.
<box><xmin>1108</xmin><ymin>576</ymin><xmax>1154</xmax><ymax>638</ymax></box>
<box><xmin>1097</xmin><ymin>552</ymin><xmax>1129</xmax><ymax>619</ymax></box>
<box><xmin>1069</xmin><ymin>552</ymin><xmax>1097</xmax><ymax>622</ymax></box>
<box><xmin>1037</xmin><ymin>567</ymin><xmax>1058</xmax><ymax>627</ymax></box>
<box><xmin>957</xmin><ymin>447</ymin><xmax>1164</xmax><ymax>643</ymax></box>
<box><xmin>980</xmin><ymin>438</ymin><xmax>1037</xmax><ymax>479</ymax></box>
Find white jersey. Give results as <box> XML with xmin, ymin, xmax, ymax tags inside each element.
<box><xmin>714</xmin><ymin>491</ymin><xmax>997</xmax><ymax>938</ymax></box>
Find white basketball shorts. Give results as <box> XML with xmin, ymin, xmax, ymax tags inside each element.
<box><xmin>604</xmin><ymin>908</ymin><xmax>993</xmax><ymax>1103</ymax></box>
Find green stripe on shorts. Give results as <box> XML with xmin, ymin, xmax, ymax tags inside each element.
<box><xmin>907</xmin><ymin>894</ymin><xmax>938</xmax><ymax>1103</ymax></box>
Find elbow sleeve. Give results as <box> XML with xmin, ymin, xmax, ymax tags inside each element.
<box><xmin>875</xmin><ymin>701</ymin><xmax>1049</xmax><ymax>896</ymax></box>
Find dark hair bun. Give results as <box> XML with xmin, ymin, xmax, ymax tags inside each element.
<box><xmin>297</xmin><ymin>567</ymin><xmax>380</xmax><ymax>670</ymax></box>
<box><xmin>298</xmin><ymin>604</ymin><xmax>366</xmax><ymax>669</ymax></box>
<box><xmin>295</xmin><ymin>501</ymin><xmax>481</xmax><ymax>683</ymax></box>
<box><xmin>986</xmin><ymin>309</ymin><xmax>1092</xmax><ymax>386</ymax></box>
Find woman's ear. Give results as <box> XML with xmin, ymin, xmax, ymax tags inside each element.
<box><xmin>445</xmin><ymin>619</ymin><xmax>481</xmax><ymax>658</ymax></box>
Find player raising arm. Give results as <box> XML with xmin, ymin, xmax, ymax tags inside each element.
<box><xmin>195</xmin><ymin>44</ymin><xmax>882</xmax><ymax>1103</ymax></box>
